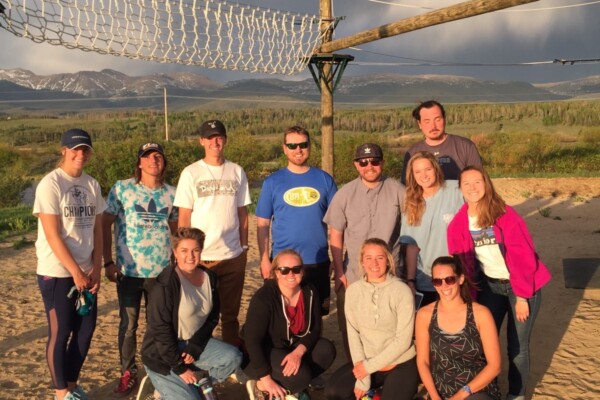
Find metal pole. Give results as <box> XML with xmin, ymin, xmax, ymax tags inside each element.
<box><xmin>164</xmin><ymin>87</ymin><xmax>169</xmax><ymax>142</ymax></box>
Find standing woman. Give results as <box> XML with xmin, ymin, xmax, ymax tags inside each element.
<box><xmin>325</xmin><ymin>238</ymin><xmax>419</xmax><ymax>400</ymax></box>
<box><xmin>142</xmin><ymin>227</ymin><xmax>242</xmax><ymax>399</ymax></box>
<box><xmin>415</xmin><ymin>256</ymin><xmax>501</xmax><ymax>400</ymax></box>
<box><xmin>242</xmin><ymin>249</ymin><xmax>336</xmax><ymax>400</ymax></box>
<box><xmin>34</xmin><ymin>129</ymin><xmax>106</xmax><ymax>400</ymax></box>
<box><xmin>400</xmin><ymin>151</ymin><xmax>464</xmax><ymax>305</ymax></box>
<box><xmin>447</xmin><ymin>166</ymin><xmax>551</xmax><ymax>400</ymax></box>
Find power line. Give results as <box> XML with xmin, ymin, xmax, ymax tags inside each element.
<box><xmin>367</xmin><ymin>0</ymin><xmax>600</xmax><ymax>12</ymax></box>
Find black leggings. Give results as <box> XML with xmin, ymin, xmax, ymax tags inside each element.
<box><xmin>269</xmin><ymin>337</ymin><xmax>336</xmax><ymax>393</ymax></box>
<box><xmin>38</xmin><ymin>275</ymin><xmax>97</xmax><ymax>389</ymax></box>
<box><xmin>325</xmin><ymin>357</ymin><xmax>419</xmax><ymax>400</ymax></box>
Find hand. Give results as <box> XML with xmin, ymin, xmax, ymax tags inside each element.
<box><xmin>181</xmin><ymin>352</ymin><xmax>195</xmax><ymax>364</ymax></box>
<box><xmin>334</xmin><ymin>273</ymin><xmax>348</xmax><ymax>293</ymax></box>
<box><xmin>515</xmin><ymin>299</ymin><xmax>530</xmax><ymax>322</ymax></box>
<box><xmin>352</xmin><ymin>361</ymin><xmax>368</xmax><ymax>380</ymax></box>
<box><xmin>354</xmin><ymin>386</ymin><xmax>367</xmax><ymax>400</ymax></box>
<box><xmin>258</xmin><ymin>375</ymin><xmax>287</xmax><ymax>400</ymax></box>
<box><xmin>73</xmin><ymin>270</ymin><xmax>90</xmax><ymax>292</ymax></box>
<box><xmin>88</xmin><ymin>269</ymin><xmax>102</xmax><ymax>294</ymax></box>
<box><xmin>178</xmin><ymin>368</ymin><xmax>197</xmax><ymax>385</ymax></box>
<box><xmin>260</xmin><ymin>259</ymin><xmax>272</xmax><ymax>280</ymax></box>
<box><xmin>104</xmin><ymin>263</ymin><xmax>120</xmax><ymax>283</ymax></box>
<box><xmin>281</xmin><ymin>349</ymin><xmax>303</xmax><ymax>377</ymax></box>
<box><xmin>449</xmin><ymin>388</ymin><xmax>470</xmax><ymax>400</ymax></box>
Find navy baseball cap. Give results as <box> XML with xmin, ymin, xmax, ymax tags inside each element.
<box><xmin>138</xmin><ymin>142</ymin><xmax>165</xmax><ymax>158</ymax></box>
<box><xmin>199</xmin><ymin>120</ymin><xmax>227</xmax><ymax>138</ymax></box>
<box><xmin>354</xmin><ymin>143</ymin><xmax>383</xmax><ymax>160</ymax></box>
<box><xmin>61</xmin><ymin>129</ymin><xmax>93</xmax><ymax>150</ymax></box>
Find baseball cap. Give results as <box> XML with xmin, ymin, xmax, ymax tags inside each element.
<box><xmin>354</xmin><ymin>143</ymin><xmax>383</xmax><ymax>160</ymax></box>
<box><xmin>199</xmin><ymin>120</ymin><xmax>227</xmax><ymax>138</ymax></box>
<box><xmin>138</xmin><ymin>142</ymin><xmax>165</xmax><ymax>158</ymax></box>
<box><xmin>61</xmin><ymin>129</ymin><xmax>93</xmax><ymax>150</ymax></box>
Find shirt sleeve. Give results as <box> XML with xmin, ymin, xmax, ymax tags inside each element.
<box><xmin>255</xmin><ymin>178</ymin><xmax>274</xmax><ymax>219</ymax></box>
<box><xmin>174</xmin><ymin>168</ymin><xmax>195</xmax><ymax>209</ymax></box>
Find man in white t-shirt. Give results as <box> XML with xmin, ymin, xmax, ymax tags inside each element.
<box><xmin>174</xmin><ymin>120</ymin><xmax>251</xmax><ymax>346</ymax></box>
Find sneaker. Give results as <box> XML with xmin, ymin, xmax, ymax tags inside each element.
<box><xmin>136</xmin><ymin>375</ymin><xmax>157</xmax><ymax>400</ymax></box>
<box><xmin>309</xmin><ymin>375</ymin><xmax>325</xmax><ymax>390</ymax></box>
<box><xmin>246</xmin><ymin>379</ymin><xmax>266</xmax><ymax>400</ymax></box>
<box><xmin>115</xmin><ymin>370</ymin><xmax>138</xmax><ymax>397</ymax></box>
<box><xmin>71</xmin><ymin>386</ymin><xmax>90</xmax><ymax>400</ymax></box>
<box><xmin>230</xmin><ymin>367</ymin><xmax>250</xmax><ymax>385</ymax></box>
<box><xmin>54</xmin><ymin>393</ymin><xmax>78</xmax><ymax>400</ymax></box>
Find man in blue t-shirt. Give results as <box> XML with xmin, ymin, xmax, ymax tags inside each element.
<box><xmin>103</xmin><ymin>143</ymin><xmax>178</xmax><ymax>396</ymax></box>
<box><xmin>256</xmin><ymin>126</ymin><xmax>337</xmax><ymax>314</ymax></box>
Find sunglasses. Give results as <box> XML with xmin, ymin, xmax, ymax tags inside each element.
<box><xmin>276</xmin><ymin>265</ymin><xmax>303</xmax><ymax>275</ymax></box>
<box><xmin>432</xmin><ymin>276</ymin><xmax>458</xmax><ymax>287</ymax></box>
<box><xmin>285</xmin><ymin>142</ymin><xmax>309</xmax><ymax>150</ymax></box>
<box><xmin>357</xmin><ymin>158</ymin><xmax>382</xmax><ymax>167</ymax></box>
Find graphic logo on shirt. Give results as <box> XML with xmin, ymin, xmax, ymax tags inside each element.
<box><xmin>196</xmin><ymin>179</ymin><xmax>237</xmax><ymax>198</ymax></box>
<box><xmin>437</xmin><ymin>156</ymin><xmax>451</xmax><ymax>165</ymax></box>
<box><xmin>471</xmin><ymin>226</ymin><xmax>497</xmax><ymax>247</ymax></box>
<box><xmin>283</xmin><ymin>187</ymin><xmax>320</xmax><ymax>207</ymax></box>
<box><xmin>134</xmin><ymin>199</ymin><xmax>169</xmax><ymax>229</ymax></box>
<box><xmin>63</xmin><ymin>185</ymin><xmax>96</xmax><ymax>218</ymax></box>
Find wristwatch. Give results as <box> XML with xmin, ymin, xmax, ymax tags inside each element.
<box><xmin>462</xmin><ymin>385</ymin><xmax>472</xmax><ymax>395</ymax></box>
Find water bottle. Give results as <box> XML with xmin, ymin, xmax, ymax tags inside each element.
<box><xmin>196</xmin><ymin>377</ymin><xmax>218</xmax><ymax>400</ymax></box>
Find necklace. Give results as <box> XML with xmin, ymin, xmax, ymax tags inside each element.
<box><xmin>204</xmin><ymin>161</ymin><xmax>225</xmax><ymax>192</ymax></box>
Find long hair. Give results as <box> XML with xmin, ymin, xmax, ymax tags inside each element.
<box><xmin>403</xmin><ymin>151</ymin><xmax>444</xmax><ymax>226</ymax></box>
<box><xmin>431</xmin><ymin>255</ymin><xmax>474</xmax><ymax>304</ymax></box>
<box><xmin>269</xmin><ymin>249</ymin><xmax>304</xmax><ymax>279</ymax></box>
<box><xmin>459</xmin><ymin>166</ymin><xmax>506</xmax><ymax>227</ymax></box>
<box><xmin>135</xmin><ymin>153</ymin><xmax>167</xmax><ymax>185</ymax></box>
<box><xmin>360</xmin><ymin>238</ymin><xmax>396</xmax><ymax>278</ymax></box>
<box><xmin>171</xmin><ymin>227</ymin><xmax>205</xmax><ymax>251</ymax></box>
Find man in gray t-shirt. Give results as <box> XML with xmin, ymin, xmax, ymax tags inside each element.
<box><xmin>323</xmin><ymin>143</ymin><xmax>405</xmax><ymax>360</ymax></box>
<box><xmin>400</xmin><ymin>100</ymin><xmax>482</xmax><ymax>184</ymax></box>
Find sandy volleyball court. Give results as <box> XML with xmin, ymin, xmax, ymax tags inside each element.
<box><xmin>0</xmin><ymin>178</ymin><xmax>598</xmax><ymax>400</ymax></box>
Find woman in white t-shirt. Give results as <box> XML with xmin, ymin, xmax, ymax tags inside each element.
<box><xmin>34</xmin><ymin>129</ymin><xmax>106</xmax><ymax>400</ymax></box>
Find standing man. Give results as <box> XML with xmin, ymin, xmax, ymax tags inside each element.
<box><xmin>400</xmin><ymin>100</ymin><xmax>482</xmax><ymax>183</ymax></box>
<box><xmin>256</xmin><ymin>126</ymin><xmax>337</xmax><ymax>315</ymax></box>
<box><xmin>103</xmin><ymin>142</ymin><xmax>178</xmax><ymax>397</ymax></box>
<box><xmin>323</xmin><ymin>143</ymin><xmax>405</xmax><ymax>359</ymax></box>
<box><xmin>174</xmin><ymin>119</ymin><xmax>251</xmax><ymax>347</ymax></box>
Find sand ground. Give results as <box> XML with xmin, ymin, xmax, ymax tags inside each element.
<box><xmin>1</xmin><ymin>178</ymin><xmax>598</xmax><ymax>400</ymax></box>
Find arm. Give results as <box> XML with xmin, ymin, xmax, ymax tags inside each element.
<box><xmin>237</xmin><ymin>206</ymin><xmax>249</xmax><ymax>249</ymax></box>
<box><xmin>449</xmin><ymin>304</ymin><xmax>501</xmax><ymax>400</ymax></box>
<box><xmin>178</xmin><ymin>207</ymin><xmax>192</xmax><ymax>228</ymax></box>
<box><xmin>102</xmin><ymin>212</ymin><xmax>119</xmax><ymax>282</ymax></box>
<box><xmin>415</xmin><ymin>306</ymin><xmax>442</xmax><ymax>400</ymax></box>
<box><xmin>345</xmin><ymin>287</ymin><xmax>371</xmax><ymax>392</ymax></box>
<box><xmin>39</xmin><ymin>213</ymin><xmax>89</xmax><ymax>291</ymax></box>
<box><xmin>256</xmin><ymin>216</ymin><xmax>272</xmax><ymax>279</ymax></box>
<box><xmin>329</xmin><ymin>227</ymin><xmax>347</xmax><ymax>292</ymax></box>
<box><xmin>405</xmin><ymin>243</ymin><xmax>419</xmax><ymax>294</ymax></box>
<box><xmin>88</xmin><ymin>214</ymin><xmax>103</xmax><ymax>294</ymax></box>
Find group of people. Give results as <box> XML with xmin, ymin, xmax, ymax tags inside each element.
<box><xmin>34</xmin><ymin>99</ymin><xmax>550</xmax><ymax>400</ymax></box>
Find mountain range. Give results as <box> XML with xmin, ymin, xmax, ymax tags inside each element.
<box><xmin>1</xmin><ymin>68</ymin><xmax>598</xmax><ymax>113</ymax></box>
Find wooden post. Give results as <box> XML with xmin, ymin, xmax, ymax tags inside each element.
<box><xmin>320</xmin><ymin>0</ymin><xmax>334</xmax><ymax>176</ymax></box>
<box><xmin>164</xmin><ymin>87</ymin><xmax>169</xmax><ymax>142</ymax></box>
<box><xmin>320</xmin><ymin>0</ymin><xmax>538</xmax><ymax>53</ymax></box>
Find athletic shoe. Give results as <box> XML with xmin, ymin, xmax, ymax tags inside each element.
<box><xmin>114</xmin><ymin>369</ymin><xmax>138</xmax><ymax>397</ymax></box>
<box><xmin>54</xmin><ymin>393</ymin><xmax>78</xmax><ymax>400</ymax></box>
<box><xmin>71</xmin><ymin>386</ymin><xmax>90</xmax><ymax>400</ymax></box>
<box><xmin>230</xmin><ymin>367</ymin><xmax>250</xmax><ymax>385</ymax></box>
<box><xmin>135</xmin><ymin>375</ymin><xmax>157</xmax><ymax>400</ymax></box>
<box><xmin>245</xmin><ymin>379</ymin><xmax>266</xmax><ymax>400</ymax></box>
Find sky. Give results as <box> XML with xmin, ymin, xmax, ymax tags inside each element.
<box><xmin>0</xmin><ymin>0</ymin><xmax>598</xmax><ymax>84</ymax></box>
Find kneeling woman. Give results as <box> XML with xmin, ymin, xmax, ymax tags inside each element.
<box><xmin>415</xmin><ymin>256</ymin><xmax>501</xmax><ymax>400</ymax></box>
<box><xmin>142</xmin><ymin>227</ymin><xmax>242</xmax><ymax>399</ymax></box>
<box><xmin>242</xmin><ymin>249</ymin><xmax>336</xmax><ymax>400</ymax></box>
<box><xmin>325</xmin><ymin>238</ymin><xmax>419</xmax><ymax>400</ymax></box>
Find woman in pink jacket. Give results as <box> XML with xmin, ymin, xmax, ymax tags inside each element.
<box><xmin>447</xmin><ymin>166</ymin><xmax>551</xmax><ymax>400</ymax></box>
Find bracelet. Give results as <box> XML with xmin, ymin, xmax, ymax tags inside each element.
<box><xmin>103</xmin><ymin>260</ymin><xmax>115</xmax><ymax>268</ymax></box>
<box><xmin>241</xmin><ymin>244</ymin><xmax>249</xmax><ymax>251</ymax></box>
<box><xmin>462</xmin><ymin>385</ymin><xmax>472</xmax><ymax>395</ymax></box>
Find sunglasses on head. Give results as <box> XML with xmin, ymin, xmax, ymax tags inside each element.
<box><xmin>276</xmin><ymin>265</ymin><xmax>303</xmax><ymax>275</ymax></box>
<box><xmin>285</xmin><ymin>141</ymin><xmax>309</xmax><ymax>150</ymax></box>
<box><xmin>432</xmin><ymin>275</ymin><xmax>458</xmax><ymax>287</ymax></box>
<box><xmin>357</xmin><ymin>158</ymin><xmax>382</xmax><ymax>167</ymax></box>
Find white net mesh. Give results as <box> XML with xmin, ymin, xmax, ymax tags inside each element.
<box><xmin>0</xmin><ymin>0</ymin><xmax>326</xmax><ymax>75</ymax></box>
